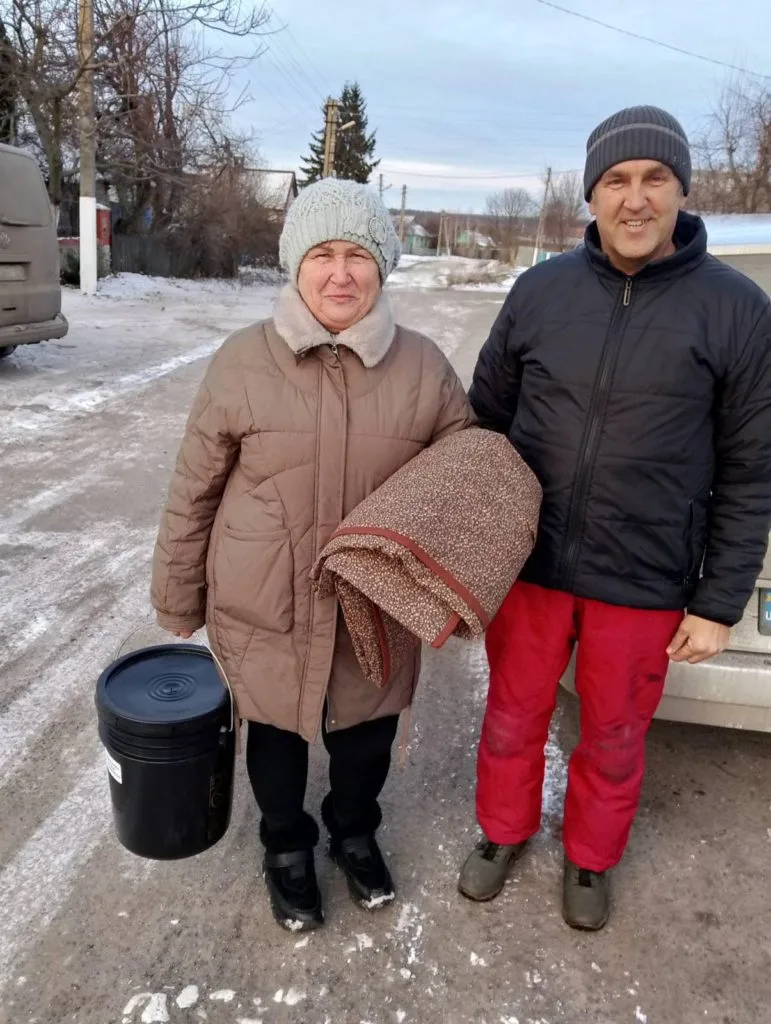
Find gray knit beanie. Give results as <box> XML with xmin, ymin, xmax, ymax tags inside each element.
<box><xmin>279</xmin><ymin>178</ymin><xmax>401</xmax><ymax>282</ymax></box>
<box><xmin>584</xmin><ymin>105</ymin><xmax>691</xmax><ymax>200</ymax></box>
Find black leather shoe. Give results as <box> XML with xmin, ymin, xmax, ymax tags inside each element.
<box><xmin>263</xmin><ymin>849</ymin><xmax>324</xmax><ymax>932</ymax></box>
<box><xmin>329</xmin><ymin>834</ymin><xmax>395</xmax><ymax>910</ymax></box>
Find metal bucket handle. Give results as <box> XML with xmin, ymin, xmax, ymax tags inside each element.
<box><xmin>115</xmin><ymin>619</ymin><xmax>236</xmax><ymax>733</ymax></box>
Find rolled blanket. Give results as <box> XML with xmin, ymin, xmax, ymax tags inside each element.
<box><xmin>311</xmin><ymin>427</ymin><xmax>542</xmax><ymax>686</ymax></box>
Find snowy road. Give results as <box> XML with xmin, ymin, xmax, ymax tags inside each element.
<box><xmin>1</xmin><ymin>276</ymin><xmax>769</xmax><ymax>1024</ymax></box>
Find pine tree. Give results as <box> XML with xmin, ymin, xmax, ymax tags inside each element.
<box><xmin>299</xmin><ymin>81</ymin><xmax>379</xmax><ymax>186</ymax></box>
<box><xmin>0</xmin><ymin>19</ymin><xmax>16</xmax><ymax>144</ymax></box>
<box><xmin>298</xmin><ymin>101</ymin><xmax>327</xmax><ymax>186</ymax></box>
<box><xmin>335</xmin><ymin>81</ymin><xmax>379</xmax><ymax>183</ymax></box>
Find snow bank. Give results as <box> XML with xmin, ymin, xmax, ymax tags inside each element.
<box><xmin>389</xmin><ymin>256</ymin><xmax>525</xmax><ymax>293</ymax></box>
<box><xmin>86</xmin><ymin>261</ymin><xmax>519</xmax><ymax>302</ymax></box>
<box><xmin>68</xmin><ymin>269</ymin><xmax>285</xmax><ymax>302</ymax></box>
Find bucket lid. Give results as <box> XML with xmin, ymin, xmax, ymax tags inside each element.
<box><xmin>96</xmin><ymin>644</ymin><xmax>230</xmax><ymax>737</ymax></box>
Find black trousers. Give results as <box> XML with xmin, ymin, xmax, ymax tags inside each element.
<box><xmin>246</xmin><ymin>713</ymin><xmax>400</xmax><ymax>853</ymax></box>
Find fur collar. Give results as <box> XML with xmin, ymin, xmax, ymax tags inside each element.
<box><xmin>273</xmin><ymin>284</ymin><xmax>396</xmax><ymax>368</ymax></box>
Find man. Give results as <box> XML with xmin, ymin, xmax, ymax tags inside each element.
<box><xmin>458</xmin><ymin>106</ymin><xmax>771</xmax><ymax>930</ymax></box>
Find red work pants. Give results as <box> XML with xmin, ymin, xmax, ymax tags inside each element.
<box><xmin>476</xmin><ymin>581</ymin><xmax>682</xmax><ymax>871</ymax></box>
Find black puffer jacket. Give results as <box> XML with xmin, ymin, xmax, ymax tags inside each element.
<box><xmin>469</xmin><ymin>212</ymin><xmax>771</xmax><ymax>626</ymax></box>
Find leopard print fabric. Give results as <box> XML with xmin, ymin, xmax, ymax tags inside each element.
<box><xmin>311</xmin><ymin>427</ymin><xmax>542</xmax><ymax>686</ymax></box>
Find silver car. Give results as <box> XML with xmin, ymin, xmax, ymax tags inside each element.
<box><xmin>0</xmin><ymin>143</ymin><xmax>68</xmax><ymax>359</ymax></box>
<box><xmin>660</xmin><ymin>544</ymin><xmax>771</xmax><ymax>731</ymax></box>
<box><xmin>562</xmin><ymin>542</ymin><xmax>771</xmax><ymax>732</ymax></box>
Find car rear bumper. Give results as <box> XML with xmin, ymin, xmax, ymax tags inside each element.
<box><xmin>560</xmin><ymin>649</ymin><xmax>771</xmax><ymax>733</ymax></box>
<box><xmin>0</xmin><ymin>312</ymin><xmax>68</xmax><ymax>347</ymax></box>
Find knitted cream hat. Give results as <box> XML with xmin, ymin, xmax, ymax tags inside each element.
<box><xmin>279</xmin><ymin>178</ymin><xmax>401</xmax><ymax>282</ymax></box>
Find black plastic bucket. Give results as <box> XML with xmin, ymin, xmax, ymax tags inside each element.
<box><xmin>95</xmin><ymin>643</ymin><xmax>235</xmax><ymax>860</ymax></box>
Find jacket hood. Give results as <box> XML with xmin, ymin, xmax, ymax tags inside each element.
<box><xmin>273</xmin><ymin>284</ymin><xmax>396</xmax><ymax>368</ymax></box>
<box><xmin>584</xmin><ymin>210</ymin><xmax>708</xmax><ymax>281</ymax></box>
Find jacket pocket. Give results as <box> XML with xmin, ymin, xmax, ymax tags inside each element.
<box><xmin>214</xmin><ymin>526</ymin><xmax>294</xmax><ymax>633</ymax></box>
<box><xmin>682</xmin><ymin>500</ymin><xmax>704</xmax><ymax>594</ymax></box>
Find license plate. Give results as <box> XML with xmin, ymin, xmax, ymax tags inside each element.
<box><xmin>0</xmin><ymin>264</ymin><xmax>25</xmax><ymax>282</ymax></box>
<box><xmin>760</xmin><ymin>588</ymin><xmax>771</xmax><ymax>636</ymax></box>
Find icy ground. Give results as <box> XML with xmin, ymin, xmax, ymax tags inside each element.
<box><xmin>0</xmin><ymin>273</ymin><xmax>768</xmax><ymax>1024</ymax></box>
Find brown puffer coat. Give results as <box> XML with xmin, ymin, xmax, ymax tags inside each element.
<box><xmin>151</xmin><ymin>286</ymin><xmax>473</xmax><ymax>740</ymax></box>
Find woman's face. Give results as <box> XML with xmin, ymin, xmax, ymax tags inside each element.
<box><xmin>297</xmin><ymin>240</ymin><xmax>381</xmax><ymax>333</ymax></box>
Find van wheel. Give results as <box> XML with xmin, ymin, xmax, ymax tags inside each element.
<box><xmin>0</xmin><ymin>346</ymin><xmax>17</xmax><ymax>359</ymax></box>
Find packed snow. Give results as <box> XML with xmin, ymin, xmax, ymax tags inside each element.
<box><xmin>389</xmin><ymin>255</ymin><xmax>525</xmax><ymax>292</ymax></box>
<box><xmin>0</xmin><ymin>267</ymin><xmax>660</xmax><ymax>1024</ymax></box>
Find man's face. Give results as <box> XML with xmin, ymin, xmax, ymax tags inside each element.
<box><xmin>589</xmin><ymin>159</ymin><xmax>684</xmax><ymax>273</ymax></box>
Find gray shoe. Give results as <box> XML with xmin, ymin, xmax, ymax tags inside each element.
<box><xmin>458</xmin><ymin>837</ymin><xmax>528</xmax><ymax>902</ymax></box>
<box><xmin>562</xmin><ymin>859</ymin><xmax>610</xmax><ymax>931</ymax></box>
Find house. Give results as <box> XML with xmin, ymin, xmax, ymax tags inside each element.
<box><xmin>54</xmin><ymin>175</ymin><xmax>112</xmax><ymax>237</ymax></box>
<box><xmin>402</xmin><ymin>222</ymin><xmax>435</xmax><ymax>256</ymax></box>
<box><xmin>392</xmin><ymin>215</ymin><xmax>436</xmax><ymax>256</ymax></box>
<box><xmin>456</xmin><ymin>229</ymin><xmax>496</xmax><ymax>254</ymax></box>
<box><xmin>241</xmin><ymin>168</ymin><xmax>299</xmax><ymax>219</ymax></box>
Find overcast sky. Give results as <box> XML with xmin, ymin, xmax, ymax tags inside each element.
<box><xmin>237</xmin><ymin>0</ymin><xmax>771</xmax><ymax>212</ymax></box>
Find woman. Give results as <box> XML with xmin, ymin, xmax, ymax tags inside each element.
<box><xmin>151</xmin><ymin>179</ymin><xmax>473</xmax><ymax>932</ymax></box>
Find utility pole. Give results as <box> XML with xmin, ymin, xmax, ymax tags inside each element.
<box><xmin>439</xmin><ymin>212</ymin><xmax>450</xmax><ymax>257</ymax></box>
<box><xmin>78</xmin><ymin>0</ymin><xmax>97</xmax><ymax>295</ymax></box>
<box><xmin>322</xmin><ymin>98</ymin><xmax>340</xmax><ymax>178</ymax></box>
<box><xmin>533</xmin><ymin>165</ymin><xmax>552</xmax><ymax>267</ymax></box>
<box><xmin>379</xmin><ymin>173</ymin><xmax>384</xmax><ymax>198</ymax></box>
<box><xmin>399</xmin><ymin>184</ymin><xmax>407</xmax><ymax>244</ymax></box>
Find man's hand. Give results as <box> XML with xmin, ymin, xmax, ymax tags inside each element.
<box><xmin>175</xmin><ymin>630</ymin><xmax>194</xmax><ymax>639</ymax></box>
<box><xmin>667</xmin><ymin>615</ymin><xmax>731</xmax><ymax>664</ymax></box>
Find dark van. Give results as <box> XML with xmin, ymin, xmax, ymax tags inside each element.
<box><xmin>0</xmin><ymin>143</ymin><xmax>68</xmax><ymax>359</ymax></box>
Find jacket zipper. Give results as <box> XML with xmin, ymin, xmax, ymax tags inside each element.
<box><xmin>297</xmin><ymin>358</ymin><xmax>325</xmax><ymax>728</ymax></box>
<box><xmin>298</xmin><ymin>347</ymin><xmax>346</xmax><ymax>735</ymax></box>
<box><xmin>560</xmin><ymin>276</ymin><xmax>633</xmax><ymax>585</ymax></box>
<box><xmin>324</xmin><ymin>344</ymin><xmax>346</xmax><ymax>732</ymax></box>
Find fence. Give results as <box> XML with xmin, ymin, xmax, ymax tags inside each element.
<box><xmin>111</xmin><ymin>234</ymin><xmax>186</xmax><ymax>278</ymax></box>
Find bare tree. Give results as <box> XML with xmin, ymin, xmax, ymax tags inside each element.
<box><xmin>95</xmin><ymin>0</ymin><xmax>263</xmax><ymax>232</ymax></box>
<box><xmin>690</xmin><ymin>77</ymin><xmax>771</xmax><ymax>214</ymax></box>
<box><xmin>164</xmin><ymin>161</ymin><xmax>278</xmax><ymax>276</ymax></box>
<box><xmin>0</xmin><ymin>1</ymin><xmax>82</xmax><ymax>209</ymax></box>
<box><xmin>486</xmin><ymin>187</ymin><xmax>533</xmax><ymax>264</ymax></box>
<box><xmin>0</xmin><ymin>0</ymin><xmax>270</xmax><ymax>215</ymax></box>
<box><xmin>0</xmin><ymin>16</ymin><xmax>16</xmax><ymax>141</ymax></box>
<box><xmin>543</xmin><ymin>170</ymin><xmax>585</xmax><ymax>251</ymax></box>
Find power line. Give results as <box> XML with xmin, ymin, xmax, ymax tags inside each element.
<box><xmin>264</xmin><ymin>5</ymin><xmax>333</xmax><ymax>96</ymax></box>
<box><xmin>378</xmin><ymin>167</ymin><xmax>581</xmax><ymax>181</ymax></box>
<box><xmin>371</xmin><ymin>104</ymin><xmax>585</xmax><ymax>123</ymax></box>
<box><xmin>270</xmin><ymin>31</ymin><xmax>327</xmax><ymax>104</ymax></box>
<box><xmin>534</xmin><ymin>0</ymin><xmax>771</xmax><ymax>81</ymax></box>
<box><xmin>379</xmin><ymin>142</ymin><xmax>585</xmax><ymax>165</ymax></box>
<box><xmin>283</xmin><ymin>25</ymin><xmax>333</xmax><ymax>95</ymax></box>
<box><xmin>371</xmin><ymin>115</ymin><xmax>587</xmax><ymax>135</ymax></box>
<box><xmin>378</xmin><ymin>134</ymin><xmax>586</xmax><ymax>152</ymax></box>
<box><xmin>251</xmin><ymin>76</ymin><xmax>308</xmax><ymax>122</ymax></box>
<box><xmin>263</xmin><ymin>49</ymin><xmax>319</xmax><ymax>109</ymax></box>
<box><xmin>253</xmin><ymin>117</ymin><xmax>316</xmax><ymax>136</ymax></box>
